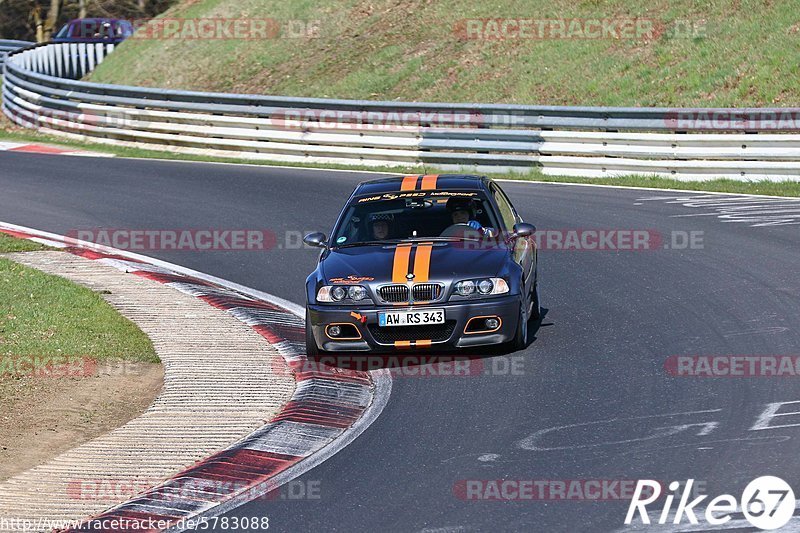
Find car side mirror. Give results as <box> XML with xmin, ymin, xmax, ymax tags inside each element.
<box><xmin>303</xmin><ymin>232</ymin><xmax>328</xmax><ymax>248</ymax></box>
<box><xmin>512</xmin><ymin>223</ymin><xmax>536</xmax><ymax>238</ymax></box>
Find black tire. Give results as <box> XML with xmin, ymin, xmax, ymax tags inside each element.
<box><xmin>530</xmin><ymin>280</ymin><xmax>541</xmax><ymax>321</ymax></box>
<box><xmin>511</xmin><ymin>303</ymin><xmax>528</xmax><ymax>352</ymax></box>
<box><xmin>305</xmin><ymin>308</ymin><xmax>320</xmax><ymax>357</ymax></box>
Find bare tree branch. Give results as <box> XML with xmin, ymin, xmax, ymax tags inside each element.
<box><xmin>42</xmin><ymin>0</ymin><xmax>62</xmax><ymax>40</ymax></box>
<box><xmin>1</xmin><ymin>0</ymin><xmax>175</xmax><ymax>41</ymax></box>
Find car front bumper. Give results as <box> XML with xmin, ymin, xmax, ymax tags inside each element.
<box><xmin>307</xmin><ymin>295</ymin><xmax>521</xmax><ymax>353</ymax></box>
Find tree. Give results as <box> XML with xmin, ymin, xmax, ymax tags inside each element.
<box><xmin>26</xmin><ymin>0</ymin><xmax>61</xmax><ymax>42</ymax></box>
<box><xmin>43</xmin><ymin>0</ymin><xmax>62</xmax><ymax>40</ymax></box>
<box><xmin>0</xmin><ymin>0</ymin><xmax>175</xmax><ymax>41</ymax></box>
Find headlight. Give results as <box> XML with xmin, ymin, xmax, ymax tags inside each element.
<box><xmin>453</xmin><ymin>278</ymin><xmax>509</xmax><ymax>298</ymax></box>
<box><xmin>317</xmin><ymin>285</ymin><xmax>370</xmax><ymax>303</ymax></box>
<box><xmin>455</xmin><ymin>280</ymin><xmax>475</xmax><ymax>296</ymax></box>
<box><xmin>331</xmin><ymin>286</ymin><xmax>347</xmax><ymax>301</ymax></box>
<box><xmin>348</xmin><ymin>285</ymin><xmax>367</xmax><ymax>301</ymax></box>
<box><xmin>477</xmin><ymin>279</ymin><xmax>494</xmax><ymax>294</ymax></box>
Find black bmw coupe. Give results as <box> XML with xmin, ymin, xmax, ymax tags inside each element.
<box><xmin>304</xmin><ymin>174</ymin><xmax>539</xmax><ymax>355</ymax></box>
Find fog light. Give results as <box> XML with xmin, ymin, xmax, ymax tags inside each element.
<box><xmin>485</xmin><ymin>318</ymin><xmax>500</xmax><ymax>330</ymax></box>
<box><xmin>328</xmin><ymin>325</ymin><xmax>342</xmax><ymax>337</ymax></box>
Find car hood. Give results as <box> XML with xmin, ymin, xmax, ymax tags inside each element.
<box><xmin>321</xmin><ymin>242</ymin><xmax>509</xmax><ymax>284</ymax></box>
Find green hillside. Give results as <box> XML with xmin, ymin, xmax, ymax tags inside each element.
<box><xmin>88</xmin><ymin>0</ymin><xmax>800</xmax><ymax>107</ymax></box>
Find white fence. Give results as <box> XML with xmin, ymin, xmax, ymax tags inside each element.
<box><xmin>0</xmin><ymin>40</ymin><xmax>34</xmax><ymax>70</ymax></box>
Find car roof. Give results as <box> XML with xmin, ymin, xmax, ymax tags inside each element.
<box><xmin>67</xmin><ymin>18</ymin><xmax>127</xmax><ymax>24</ymax></box>
<box><xmin>354</xmin><ymin>174</ymin><xmax>489</xmax><ymax>196</ymax></box>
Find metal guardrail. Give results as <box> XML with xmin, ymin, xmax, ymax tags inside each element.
<box><xmin>0</xmin><ymin>40</ymin><xmax>34</xmax><ymax>70</ymax></box>
<box><xmin>3</xmin><ymin>42</ymin><xmax>800</xmax><ymax>180</ymax></box>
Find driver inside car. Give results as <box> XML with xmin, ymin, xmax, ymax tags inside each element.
<box><xmin>443</xmin><ymin>197</ymin><xmax>489</xmax><ymax>235</ymax></box>
<box><xmin>369</xmin><ymin>213</ymin><xmax>393</xmax><ymax>240</ymax></box>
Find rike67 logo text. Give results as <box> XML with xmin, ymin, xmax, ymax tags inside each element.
<box><xmin>625</xmin><ymin>476</ymin><xmax>795</xmax><ymax>530</ymax></box>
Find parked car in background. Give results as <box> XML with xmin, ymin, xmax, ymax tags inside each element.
<box><xmin>51</xmin><ymin>18</ymin><xmax>134</xmax><ymax>45</ymax></box>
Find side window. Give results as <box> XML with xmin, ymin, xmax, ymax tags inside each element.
<box><xmin>101</xmin><ymin>23</ymin><xmax>115</xmax><ymax>39</ymax></box>
<box><xmin>491</xmin><ymin>183</ymin><xmax>518</xmax><ymax>231</ymax></box>
<box><xmin>118</xmin><ymin>21</ymin><xmax>134</xmax><ymax>38</ymax></box>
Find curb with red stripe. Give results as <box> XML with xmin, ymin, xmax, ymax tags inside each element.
<box><xmin>0</xmin><ymin>141</ymin><xmax>114</xmax><ymax>157</ymax></box>
<box><xmin>0</xmin><ymin>222</ymin><xmax>391</xmax><ymax>533</ymax></box>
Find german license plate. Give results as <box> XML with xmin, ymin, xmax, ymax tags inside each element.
<box><xmin>379</xmin><ymin>309</ymin><xmax>445</xmax><ymax>327</ymax></box>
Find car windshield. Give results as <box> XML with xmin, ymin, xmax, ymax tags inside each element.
<box><xmin>331</xmin><ymin>190</ymin><xmax>501</xmax><ymax>248</ymax></box>
<box><xmin>54</xmin><ymin>24</ymin><xmax>69</xmax><ymax>38</ymax></box>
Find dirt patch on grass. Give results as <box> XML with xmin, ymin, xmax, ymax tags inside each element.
<box><xmin>0</xmin><ymin>362</ymin><xmax>163</xmax><ymax>480</ymax></box>
<box><xmin>0</xmin><ymin>242</ymin><xmax>162</xmax><ymax>481</ymax></box>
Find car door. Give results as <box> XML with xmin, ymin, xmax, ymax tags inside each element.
<box><xmin>490</xmin><ymin>181</ymin><xmax>535</xmax><ymax>291</ymax></box>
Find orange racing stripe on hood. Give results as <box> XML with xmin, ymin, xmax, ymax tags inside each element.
<box><xmin>412</xmin><ymin>243</ymin><xmax>433</xmax><ymax>283</ymax></box>
<box><xmin>392</xmin><ymin>244</ymin><xmax>413</xmax><ymax>283</ymax></box>
<box><xmin>400</xmin><ymin>176</ymin><xmax>419</xmax><ymax>191</ymax></box>
<box><xmin>420</xmin><ymin>175</ymin><xmax>438</xmax><ymax>190</ymax></box>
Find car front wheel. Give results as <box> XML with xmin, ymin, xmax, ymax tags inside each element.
<box><xmin>510</xmin><ymin>301</ymin><xmax>528</xmax><ymax>351</ymax></box>
<box><xmin>305</xmin><ymin>308</ymin><xmax>320</xmax><ymax>357</ymax></box>
<box><xmin>530</xmin><ymin>279</ymin><xmax>541</xmax><ymax>321</ymax></box>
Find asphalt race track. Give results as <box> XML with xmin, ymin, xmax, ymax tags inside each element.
<box><xmin>2</xmin><ymin>152</ymin><xmax>800</xmax><ymax>532</ymax></box>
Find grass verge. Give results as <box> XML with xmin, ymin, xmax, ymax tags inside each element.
<box><xmin>0</xmin><ymin>236</ymin><xmax>158</xmax><ymax>364</ymax></box>
<box><xmin>87</xmin><ymin>0</ymin><xmax>800</xmax><ymax>108</ymax></box>
<box><xmin>0</xmin><ymin>233</ymin><xmax>161</xmax><ymax>478</ymax></box>
<box><xmin>0</xmin><ymin>233</ymin><xmax>51</xmax><ymax>253</ymax></box>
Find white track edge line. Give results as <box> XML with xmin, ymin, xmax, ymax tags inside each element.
<box><xmin>493</xmin><ymin>178</ymin><xmax>799</xmax><ymax>200</ymax></box>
